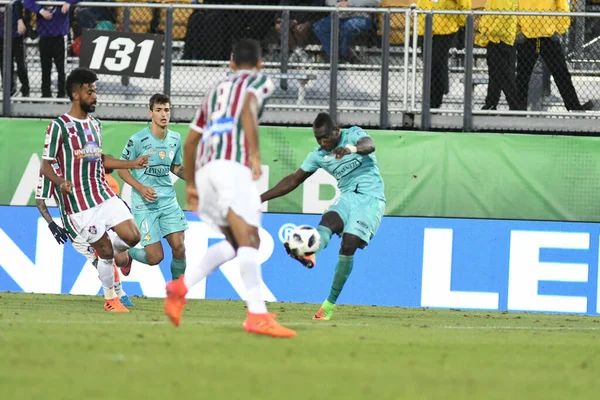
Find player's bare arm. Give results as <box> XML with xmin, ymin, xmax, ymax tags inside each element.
<box><xmin>117</xmin><ymin>168</ymin><xmax>158</xmax><ymax>203</ymax></box>
<box><xmin>35</xmin><ymin>199</ymin><xmax>54</xmax><ymax>224</ymax></box>
<box><xmin>40</xmin><ymin>159</ymin><xmax>73</xmax><ymax>194</ymax></box>
<box><xmin>332</xmin><ymin>136</ymin><xmax>376</xmax><ymax>160</ymax></box>
<box><xmin>240</xmin><ymin>93</ymin><xmax>261</xmax><ymax>180</ymax></box>
<box><xmin>170</xmin><ymin>164</ymin><xmax>185</xmax><ymax>180</ymax></box>
<box><xmin>261</xmin><ymin>168</ymin><xmax>314</xmax><ymax>202</ymax></box>
<box><xmin>36</xmin><ymin>199</ymin><xmax>69</xmax><ymax>244</ymax></box>
<box><xmin>103</xmin><ymin>154</ymin><xmax>149</xmax><ymax>170</ymax></box>
<box><xmin>183</xmin><ymin>128</ymin><xmax>202</xmax><ymax>210</ymax></box>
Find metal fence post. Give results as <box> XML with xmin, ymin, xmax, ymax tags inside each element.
<box><xmin>462</xmin><ymin>14</ymin><xmax>474</xmax><ymax>132</ymax></box>
<box><xmin>163</xmin><ymin>7</ymin><xmax>174</xmax><ymax>98</ymax></box>
<box><xmin>411</xmin><ymin>7</ymin><xmax>418</xmax><ymax>111</ymax></box>
<box><xmin>380</xmin><ymin>10</ymin><xmax>391</xmax><ymax>129</ymax></box>
<box><xmin>403</xmin><ymin>9</ymin><xmax>410</xmax><ymax>111</ymax></box>
<box><xmin>421</xmin><ymin>13</ymin><xmax>433</xmax><ymax>131</ymax></box>
<box><xmin>329</xmin><ymin>11</ymin><xmax>339</xmax><ymax>121</ymax></box>
<box><xmin>280</xmin><ymin>9</ymin><xmax>290</xmax><ymax>91</ymax></box>
<box><xmin>121</xmin><ymin>7</ymin><xmax>131</xmax><ymax>87</ymax></box>
<box><xmin>3</xmin><ymin>1</ymin><xmax>14</xmax><ymax>116</ymax></box>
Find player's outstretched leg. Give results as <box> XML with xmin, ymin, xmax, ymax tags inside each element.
<box><xmin>314</xmin><ymin>234</ymin><xmax>363</xmax><ymax>321</ymax></box>
<box><xmin>164</xmin><ymin>240</ymin><xmax>236</xmax><ymax>326</ymax></box>
<box><xmin>226</xmin><ymin>210</ymin><xmax>295</xmax><ymax>338</ymax></box>
<box><xmin>284</xmin><ymin>225</ymin><xmax>333</xmax><ymax>269</ymax></box>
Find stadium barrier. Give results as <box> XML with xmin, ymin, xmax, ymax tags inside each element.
<box><xmin>3</xmin><ymin>119</ymin><xmax>600</xmax><ymax>222</ymax></box>
<box><xmin>2</xmin><ymin>205</ymin><xmax>600</xmax><ymax>315</ymax></box>
<box><xmin>1</xmin><ymin>1</ymin><xmax>600</xmax><ymax>132</ymax></box>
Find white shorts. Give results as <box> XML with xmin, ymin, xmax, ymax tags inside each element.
<box><xmin>67</xmin><ymin>196</ymin><xmax>133</xmax><ymax>244</ymax></box>
<box><xmin>195</xmin><ymin>159</ymin><xmax>262</xmax><ymax>229</ymax></box>
<box><xmin>71</xmin><ymin>236</ymin><xmax>97</xmax><ymax>263</ymax></box>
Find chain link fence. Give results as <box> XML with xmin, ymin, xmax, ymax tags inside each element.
<box><xmin>1</xmin><ymin>1</ymin><xmax>600</xmax><ymax>132</ymax></box>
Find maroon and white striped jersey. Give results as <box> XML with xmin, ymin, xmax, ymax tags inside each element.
<box><xmin>189</xmin><ymin>70</ymin><xmax>275</xmax><ymax>168</ymax></box>
<box><xmin>42</xmin><ymin>114</ymin><xmax>115</xmax><ymax>214</ymax></box>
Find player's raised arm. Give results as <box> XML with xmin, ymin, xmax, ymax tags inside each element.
<box><xmin>260</xmin><ymin>168</ymin><xmax>314</xmax><ymax>202</ymax></box>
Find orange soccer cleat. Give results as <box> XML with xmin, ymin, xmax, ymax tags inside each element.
<box><xmin>104</xmin><ymin>297</ymin><xmax>129</xmax><ymax>313</ymax></box>
<box><xmin>243</xmin><ymin>312</ymin><xmax>296</xmax><ymax>338</ymax></box>
<box><xmin>164</xmin><ymin>276</ymin><xmax>188</xmax><ymax>327</ymax></box>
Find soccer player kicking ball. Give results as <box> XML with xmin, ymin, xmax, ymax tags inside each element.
<box><xmin>261</xmin><ymin>113</ymin><xmax>386</xmax><ymax>321</ymax></box>
<box><xmin>36</xmin><ymin>164</ymin><xmax>134</xmax><ymax>307</ymax></box>
<box><xmin>164</xmin><ymin>39</ymin><xmax>296</xmax><ymax>338</ymax></box>
<box><xmin>40</xmin><ymin>67</ymin><xmax>148</xmax><ymax>312</ymax></box>
<box><xmin>118</xmin><ymin>94</ymin><xmax>188</xmax><ymax>279</ymax></box>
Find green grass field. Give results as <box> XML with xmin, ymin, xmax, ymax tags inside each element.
<box><xmin>1</xmin><ymin>293</ymin><xmax>600</xmax><ymax>400</ymax></box>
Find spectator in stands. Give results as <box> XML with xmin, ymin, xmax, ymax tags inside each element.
<box><xmin>417</xmin><ymin>0</ymin><xmax>471</xmax><ymax>109</ymax></box>
<box><xmin>312</xmin><ymin>0</ymin><xmax>380</xmax><ymax>64</ymax></box>
<box><xmin>24</xmin><ymin>0</ymin><xmax>79</xmax><ymax>98</ymax></box>
<box><xmin>183</xmin><ymin>0</ymin><xmax>278</xmax><ymax>61</ymax></box>
<box><xmin>0</xmin><ymin>0</ymin><xmax>30</xmax><ymax>97</ymax></box>
<box><xmin>73</xmin><ymin>0</ymin><xmax>116</xmax><ymax>38</ymax></box>
<box><xmin>475</xmin><ymin>0</ymin><xmax>518</xmax><ymax>110</ymax></box>
<box><xmin>273</xmin><ymin>0</ymin><xmax>324</xmax><ymax>63</ymax></box>
<box><xmin>515</xmin><ymin>0</ymin><xmax>593</xmax><ymax>111</ymax></box>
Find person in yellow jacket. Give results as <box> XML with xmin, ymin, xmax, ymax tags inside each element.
<box><xmin>475</xmin><ymin>0</ymin><xmax>519</xmax><ymax>110</ymax></box>
<box><xmin>515</xmin><ymin>0</ymin><xmax>593</xmax><ymax>111</ymax></box>
<box><xmin>417</xmin><ymin>0</ymin><xmax>471</xmax><ymax>108</ymax></box>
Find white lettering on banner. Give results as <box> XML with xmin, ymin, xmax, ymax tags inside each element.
<box><xmin>508</xmin><ymin>231</ymin><xmax>589</xmax><ymax>313</ymax></box>
<box><xmin>0</xmin><ymin>218</ymin><xmax>63</xmax><ymax>293</ymax></box>
<box><xmin>0</xmin><ymin>219</ymin><xmax>276</xmax><ymax>300</ymax></box>
<box><xmin>302</xmin><ymin>169</ymin><xmax>340</xmax><ymax>214</ymax></box>
<box><xmin>421</xmin><ymin>228</ymin><xmax>500</xmax><ymax>309</ymax></box>
<box><xmin>10</xmin><ymin>153</ymin><xmax>57</xmax><ymax>207</ymax></box>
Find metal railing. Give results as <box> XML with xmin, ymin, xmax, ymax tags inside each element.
<box><xmin>1</xmin><ymin>2</ymin><xmax>600</xmax><ymax>133</ymax></box>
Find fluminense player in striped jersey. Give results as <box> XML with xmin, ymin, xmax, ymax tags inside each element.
<box><xmin>35</xmin><ymin>160</ymin><xmax>134</xmax><ymax>306</ymax></box>
<box><xmin>40</xmin><ymin>67</ymin><xmax>149</xmax><ymax>312</ymax></box>
<box><xmin>164</xmin><ymin>39</ymin><xmax>295</xmax><ymax>338</ymax></box>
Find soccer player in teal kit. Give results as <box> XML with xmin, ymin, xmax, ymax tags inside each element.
<box><xmin>261</xmin><ymin>112</ymin><xmax>386</xmax><ymax>320</ymax></box>
<box><xmin>118</xmin><ymin>94</ymin><xmax>188</xmax><ymax>279</ymax></box>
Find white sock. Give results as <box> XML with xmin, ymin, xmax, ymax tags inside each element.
<box><xmin>114</xmin><ymin>281</ymin><xmax>126</xmax><ymax>297</ymax></box>
<box><xmin>184</xmin><ymin>240</ymin><xmax>236</xmax><ymax>289</ymax></box>
<box><xmin>237</xmin><ymin>246</ymin><xmax>267</xmax><ymax>314</ymax></box>
<box><xmin>97</xmin><ymin>257</ymin><xmax>116</xmax><ymax>299</ymax></box>
<box><xmin>108</xmin><ymin>230</ymin><xmax>130</xmax><ymax>254</ymax></box>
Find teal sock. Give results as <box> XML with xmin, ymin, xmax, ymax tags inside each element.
<box><xmin>326</xmin><ymin>255</ymin><xmax>354</xmax><ymax>304</ymax></box>
<box><xmin>317</xmin><ymin>225</ymin><xmax>332</xmax><ymax>253</ymax></box>
<box><xmin>170</xmin><ymin>258</ymin><xmax>187</xmax><ymax>280</ymax></box>
<box><xmin>128</xmin><ymin>247</ymin><xmax>148</xmax><ymax>264</ymax></box>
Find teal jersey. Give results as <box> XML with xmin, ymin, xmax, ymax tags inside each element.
<box><xmin>300</xmin><ymin>126</ymin><xmax>386</xmax><ymax>201</ymax></box>
<box><xmin>120</xmin><ymin>127</ymin><xmax>183</xmax><ymax>212</ymax></box>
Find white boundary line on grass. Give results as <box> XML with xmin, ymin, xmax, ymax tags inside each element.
<box><xmin>2</xmin><ymin>319</ymin><xmax>600</xmax><ymax>331</ymax></box>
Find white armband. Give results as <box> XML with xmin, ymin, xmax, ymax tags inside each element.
<box><xmin>345</xmin><ymin>144</ymin><xmax>357</xmax><ymax>154</ymax></box>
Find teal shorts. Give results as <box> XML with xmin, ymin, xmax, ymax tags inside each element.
<box><xmin>326</xmin><ymin>192</ymin><xmax>386</xmax><ymax>246</ymax></box>
<box><xmin>134</xmin><ymin>204</ymin><xmax>189</xmax><ymax>246</ymax></box>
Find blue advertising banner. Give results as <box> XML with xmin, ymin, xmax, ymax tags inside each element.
<box><xmin>1</xmin><ymin>206</ymin><xmax>600</xmax><ymax>315</ymax></box>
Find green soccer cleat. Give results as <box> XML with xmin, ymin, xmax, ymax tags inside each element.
<box><xmin>313</xmin><ymin>300</ymin><xmax>335</xmax><ymax>320</ymax></box>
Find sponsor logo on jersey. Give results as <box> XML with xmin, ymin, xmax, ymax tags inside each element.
<box><xmin>332</xmin><ymin>159</ymin><xmax>362</xmax><ymax>180</ymax></box>
<box><xmin>145</xmin><ymin>165</ymin><xmax>170</xmax><ymax>177</ymax></box>
<box><xmin>75</xmin><ymin>141</ymin><xmax>102</xmax><ymax>162</ymax></box>
<box><xmin>169</xmin><ymin>150</ymin><xmax>174</xmax><ymax>160</ymax></box>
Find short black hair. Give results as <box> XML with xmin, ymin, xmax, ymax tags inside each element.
<box><xmin>313</xmin><ymin>112</ymin><xmax>336</xmax><ymax>133</ymax></box>
<box><xmin>232</xmin><ymin>39</ymin><xmax>261</xmax><ymax>67</ymax></box>
<box><xmin>149</xmin><ymin>93</ymin><xmax>171</xmax><ymax>110</ymax></box>
<box><xmin>65</xmin><ymin>68</ymin><xmax>98</xmax><ymax>101</ymax></box>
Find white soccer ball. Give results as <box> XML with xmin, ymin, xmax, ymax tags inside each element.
<box><xmin>287</xmin><ymin>225</ymin><xmax>321</xmax><ymax>256</ymax></box>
